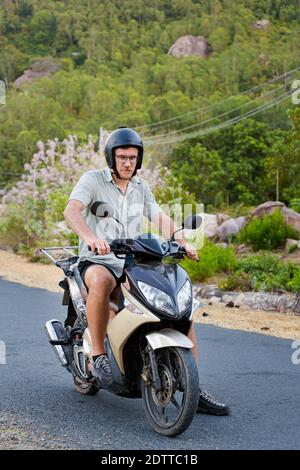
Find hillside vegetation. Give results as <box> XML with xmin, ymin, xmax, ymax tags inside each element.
<box><xmin>0</xmin><ymin>0</ymin><xmax>300</xmax><ymax>209</ymax></box>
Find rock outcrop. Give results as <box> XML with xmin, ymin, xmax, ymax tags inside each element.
<box><xmin>14</xmin><ymin>58</ymin><xmax>61</xmax><ymax>88</ymax></box>
<box><xmin>216</xmin><ymin>216</ymin><xmax>246</xmax><ymax>242</ymax></box>
<box><xmin>250</xmin><ymin>201</ymin><xmax>300</xmax><ymax>233</ymax></box>
<box><xmin>253</xmin><ymin>19</ymin><xmax>270</xmax><ymax>31</ymax></box>
<box><xmin>201</xmin><ymin>213</ymin><xmax>230</xmax><ymax>238</ymax></box>
<box><xmin>168</xmin><ymin>35</ymin><xmax>211</xmax><ymax>58</ymax></box>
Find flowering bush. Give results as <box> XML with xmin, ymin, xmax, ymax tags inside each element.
<box><xmin>1</xmin><ymin>135</ymin><xmax>106</xmax><ymax>258</ymax></box>
<box><xmin>0</xmin><ymin>133</ymin><xmax>172</xmax><ymax>259</ymax></box>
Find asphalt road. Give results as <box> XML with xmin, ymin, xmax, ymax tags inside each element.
<box><xmin>0</xmin><ymin>278</ymin><xmax>299</xmax><ymax>450</ymax></box>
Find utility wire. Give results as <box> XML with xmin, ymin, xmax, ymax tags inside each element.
<box><xmin>136</xmin><ymin>64</ymin><xmax>300</xmax><ymax>133</ymax></box>
<box><xmin>144</xmin><ymin>89</ymin><xmax>292</xmax><ymax>147</ymax></box>
<box><xmin>143</xmin><ymin>81</ymin><xmax>290</xmax><ymax>142</ymax></box>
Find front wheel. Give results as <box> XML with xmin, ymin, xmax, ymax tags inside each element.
<box><xmin>141</xmin><ymin>347</ymin><xmax>199</xmax><ymax>437</ymax></box>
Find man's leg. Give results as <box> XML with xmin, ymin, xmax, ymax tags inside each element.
<box><xmin>107</xmin><ymin>277</ymin><xmax>131</xmax><ymax>322</ymax></box>
<box><xmin>187</xmin><ymin>321</ymin><xmax>198</xmax><ymax>362</ymax></box>
<box><xmin>84</xmin><ymin>264</ymin><xmax>117</xmax><ymax>356</ymax></box>
<box><xmin>188</xmin><ymin>321</ymin><xmax>230</xmax><ymax>416</ymax></box>
<box><xmin>108</xmin><ymin>286</ymin><xmax>121</xmax><ymax>321</ymax></box>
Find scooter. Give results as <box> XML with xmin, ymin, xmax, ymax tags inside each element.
<box><xmin>42</xmin><ymin>202</ymin><xmax>202</xmax><ymax>437</ymax></box>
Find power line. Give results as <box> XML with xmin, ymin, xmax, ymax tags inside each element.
<box><xmin>144</xmin><ymin>89</ymin><xmax>292</xmax><ymax>147</ymax></box>
<box><xmin>143</xmin><ymin>81</ymin><xmax>290</xmax><ymax>142</ymax></box>
<box><xmin>136</xmin><ymin>64</ymin><xmax>300</xmax><ymax>133</ymax></box>
<box><xmin>146</xmin><ymin>90</ymin><xmax>291</xmax><ymax>146</ymax></box>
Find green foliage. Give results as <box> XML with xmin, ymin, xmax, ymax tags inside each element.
<box><xmin>228</xmin><ymin>253</ymin><xmax>300</xmax><ymax>292</ymax></box>
<box><xmin>180</xmin><ymin>240</ymin><xmax>237</xmax><ymax>282</ymax></box>
<box><xmin>237</xmin><ymin>209</ymin><xmax>299</xmax><ymax>251</ymax></box>
<box><xmin>168</xmin><ymin>118</ymin><xmax>280</xmax><ymax>207</ymax></box>
<box><xmin>153</xmin><ymin>170</ymin><xmax>197</xmax><ymax>218</ymax></box>
<box><xmin>177</xmin><ymin>240</ymin><xmax>300</xmax><ymax>293</ymax></box>
<box><xmin>0</xmin><ymin>187</ymin><xmax>77</xmax><ymax>260</ymax></box>
<box><xmin>288</xmin><ymin>243</ymin><xmax>298</xmax><ymax>254</ymax></box>
<box><xmin>289</xmin><ymin>198</ymin><xmax>300</xmax><ymax>214</ymax></box>
<box><xmin>1</xmin><ymin>0</ymin><xmax>300</xmax><ymax>196</ymax></box>
<box><xmin>168</xmin><ymin>142</ymin><xmax>226</xmax><ymax>207</ymax></box>
<box><xmin>287</xmin><ymin>268</ymin><xmax>300</xmax><ymax>293</ymax></box>
<box><xmin>219</xmin><ymin>271</ymin><xmax>252</xmax><ymax>291</ymax></box>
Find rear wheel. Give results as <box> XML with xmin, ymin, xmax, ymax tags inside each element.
<box><xmin>141</xmin><ymin>347</ymin><xmax>199</xmax><ymax>437</ymax></box>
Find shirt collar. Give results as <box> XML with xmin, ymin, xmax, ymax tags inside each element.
<box><xmin>103</xmin><ymin>167</ymin><xmax>141</xmax><ymax>186</ymax></box>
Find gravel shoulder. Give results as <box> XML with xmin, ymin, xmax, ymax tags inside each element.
<box><xmin>0</xmin><ymin>411</ymin><xmax>76</xmax><ymax>450</ymax></box>
<box><xmin>1</xmin><ymin>249</ymin><xmax>300</xmax><ymax>341</ymax></box>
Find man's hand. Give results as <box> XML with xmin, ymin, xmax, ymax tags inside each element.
<box><xmin>179</xmin><ymin>240</ymin><xmax>199</xmax><ymax>261</ymax></box>
<box><xmin>86</xmin><ymin>237</ymin><xmax>111</xmax><ymax>255</ymax></box>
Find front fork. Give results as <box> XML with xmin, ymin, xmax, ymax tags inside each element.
<box><xmin>145</xmin><ymin>346</ymin><xmax>162</xmax><ymax>392</ymax></box>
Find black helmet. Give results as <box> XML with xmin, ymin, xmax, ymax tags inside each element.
<box><xmin>104</xmin><ymin>127</ymin><xmax>143</xmax><ymax>174</ymax></box>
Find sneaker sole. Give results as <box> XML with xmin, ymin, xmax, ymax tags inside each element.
<box><xmin>196</xmin><ymin>407</ymin><xmax>230</xmax><ymax>416</ymax></box>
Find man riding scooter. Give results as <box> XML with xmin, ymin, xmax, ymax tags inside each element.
<box><xmin>63</xmin><ymin>127</ymin><xmax>229</xmax><ymax>416</ymax></box>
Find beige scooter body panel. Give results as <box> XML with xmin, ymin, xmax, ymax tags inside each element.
<box><xmin>107</xmin><ymin>287</ymin><xmax>194</xmax><ymax>374</ymax></box>
<box><xmin>107</xmin><ymin>286</ymin><xmax>160</xmax><ymax>374</ymax></box>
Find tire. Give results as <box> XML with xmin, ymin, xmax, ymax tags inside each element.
<box><xmin>72</xmin><ymin>375</ymin><xmax>100</xmax><ymax>396</ymax></box>
<box><xmin>141</xmin><ymin>347</ymin><xmax>199</xmax><ymax>437</ymax></box>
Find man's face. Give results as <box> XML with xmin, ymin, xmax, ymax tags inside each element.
<box><xmin>114</xmin><ymin>147</ymin><xmax>139</xmax><ymax>180</ymax></box>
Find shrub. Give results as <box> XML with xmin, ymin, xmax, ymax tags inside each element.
<box><xmin>289</xmin><ymin>198</ymin><xmax>300</xmax><ymax>213</ymax></box>
<box><xmin>233</xmin><ymin>253</ymin><xmax>300</xmax><ymax>292</ymax></box>
<box><xmin>180</xmin><ymin>240</ymin><xmax>237</xmax><ymax>282</ymax></box>
<box><xmin>288</xmin><ymin>243</ymin><xmax>299</xmax><ymax>254</ymax></box>
<box><xmin>219</xmin><ymin>272</ymin><xmax>252</xmax><ymax>291</ymax></box>
<box><xmin>237</xmin><ymin>209</ymin><xmax>299</xmax><ymax>251</ymax></box>
<box><xmin>287</xmin><ymin>269</ymin><xmax>300</xmax><ymax>292</ymax></box>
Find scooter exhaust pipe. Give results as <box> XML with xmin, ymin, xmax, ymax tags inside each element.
<box><xmin>45</xmin><ymin>319</ymin><xmax>69</xmax><ymax>366</ymax></box>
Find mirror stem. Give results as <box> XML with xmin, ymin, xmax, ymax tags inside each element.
<box><xmin>171</xmin><ymin>226</ymin><xmax>183</xmax><ymax>241</ymax></box>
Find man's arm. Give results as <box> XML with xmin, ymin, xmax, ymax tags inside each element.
<box><xmin>64</xmin><ymin>200</ymin><xmax>110</xmax><ymax>255</ymax></box>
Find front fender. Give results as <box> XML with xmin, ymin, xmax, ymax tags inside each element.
<box><xmin>145</xmin><ymin>328</ymin><xmax>193</xmax><ymax>351</ymax></box>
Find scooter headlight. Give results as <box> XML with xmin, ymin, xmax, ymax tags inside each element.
<box><xmin>138</xmin><ymin>281</ymin><xmax>174</xmax><ymax>314</ymax></box>
<box><xmin>177</xmin><ymin>280</ymin><xmax>192</xmax><ymax>313</ymax></box>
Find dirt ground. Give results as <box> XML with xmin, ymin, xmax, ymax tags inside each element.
<box><xmin>0</xmin><ymin>411</ymin><xmax>73</xmax><ymax>450</ymax></box>
<box><xmin>0</xmin><ymin>249</ymin><xmax>299</xmax><ymax>341</ymax></box>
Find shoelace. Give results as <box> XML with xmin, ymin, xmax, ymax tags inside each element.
<box><xmin>94</xmin><ymin>355</ymin><xmax>111</xmax><ymax>374</ymax></box>
<box><xmin>200</xmin><ymin>389</ymin><xmax>224</xmax><ymax>407</ymax></box>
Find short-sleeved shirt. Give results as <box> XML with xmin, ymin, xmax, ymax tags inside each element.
<box><xmin>68</xmin><ymin>167</ymin><xmax>162</xmax><ymax>277</ymax></box>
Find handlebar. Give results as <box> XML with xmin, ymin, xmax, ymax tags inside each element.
<box><xmin>87</xmin><ymin>242</ymin><xmax>199</xmax><ymax>261</ymax></box>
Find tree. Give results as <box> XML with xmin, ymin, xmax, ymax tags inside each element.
<box><xmin>168</xmin><ymin>142</ymin><xmax>226</xmax><ymax>206</ymax></box>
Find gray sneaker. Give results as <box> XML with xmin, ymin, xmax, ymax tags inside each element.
<box><xmin>92</xmin><ymin>354</ymin><xmax>113</xmax><ymax>387</ymax></box>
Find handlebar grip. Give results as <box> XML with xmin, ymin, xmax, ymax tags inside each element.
<box><xmin>87</xmin><ymin>244</ymin><xmax>112</xmax><ymax>254</ymax></box>
<box><xmin>178</xmin><ymin>245</ymin><xmax>199</xmax><ymax>262</ymax></box>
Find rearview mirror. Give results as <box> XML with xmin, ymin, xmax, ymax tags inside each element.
<box><xmin>182</xmin><ymin>214</ymin><xmax>202</xmax><ymax>230</ymax></box>
<box><xmin>90</xmin><ymin>201</ymin><xmax>114</xmax><ymax>218</ymax></box>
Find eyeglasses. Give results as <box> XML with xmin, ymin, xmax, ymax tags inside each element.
<box><xmin>116</xmin><ymin>155</ymin><xmax>138</xmax><ymax>164</ymax></box>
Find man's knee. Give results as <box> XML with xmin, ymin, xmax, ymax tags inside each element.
<box><xmin>85</xmin><ymin>265</ymin><xmax>117</xmax><ymax>294</ymax></box>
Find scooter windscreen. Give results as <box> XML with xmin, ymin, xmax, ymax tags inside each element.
<box><xmin>134</xmin><ymin>233</ymin><xmax>169</xmax><ymax>257</ymax></box>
